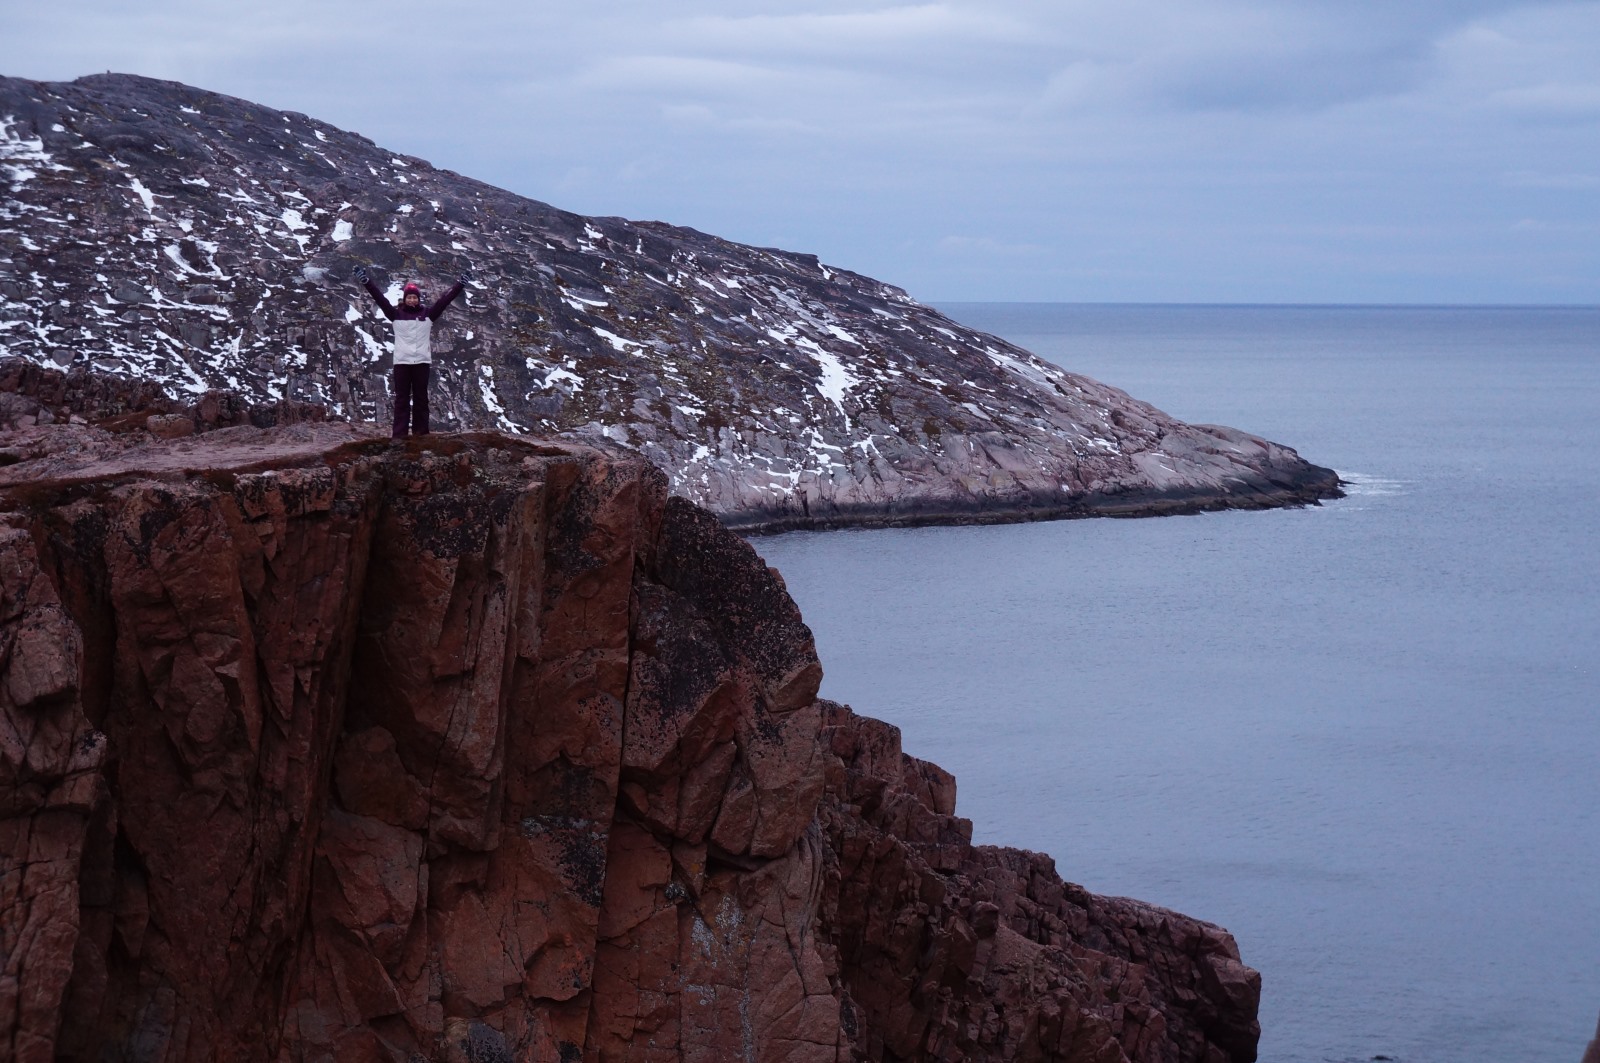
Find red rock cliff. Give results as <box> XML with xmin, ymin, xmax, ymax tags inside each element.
<box><xmin>0</xmin><ymin>368</ymin><xmax>1259</xmax><ymax>1062</ymax></box>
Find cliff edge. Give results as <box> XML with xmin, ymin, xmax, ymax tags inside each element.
<box><xmin>0</xmin><ymin>381</ymin><xmax>1260</xmax><ymax>1061</ymax></box>
<box><xmin>0</xmin><ymin>72</ymin><xmax>1339</xmax><ymax>531</ymax></box>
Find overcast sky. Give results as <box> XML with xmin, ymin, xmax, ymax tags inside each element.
<box><xmin>6</xmin><ymin>1</ymin><xmax>1598</xmax><ymax>303</ymax></box>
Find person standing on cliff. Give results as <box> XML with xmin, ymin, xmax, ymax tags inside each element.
<box><xmin>354</xmin><ymin>267</ymin><xmax>469</xmax><ymax>438</ymax></box>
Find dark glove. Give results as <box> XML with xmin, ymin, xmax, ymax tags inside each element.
<box><xmin>354</xmin><ymin>266</ymin><xmax>370</xmax><ymax>284</ymax></box>
<box><xmin>457</xmin><ymin>271</ymin><xmax>471</xmax><ymax>286</ymax></box>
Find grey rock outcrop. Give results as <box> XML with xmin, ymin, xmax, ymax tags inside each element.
<box><xmin>0</xmin><ymin>72</ymin><xmax>1341</xmax><ymax>530</ymax></box>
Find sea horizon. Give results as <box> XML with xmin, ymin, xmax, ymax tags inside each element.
<box><xmin>758</xmin><ymin>302</ymin><xmax>1600</xmax><ymax>1063</ymax></box>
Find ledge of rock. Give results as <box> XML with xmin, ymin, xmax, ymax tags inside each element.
<box><xmin>0</xmin><ymin>401</ymin><xmax>1259</xmax><ymax>1060</ymax></box>
<box><xmin>0</xmin><ymin>72</ymin><xmax>1339</xmax><ymax>532</ymax></box>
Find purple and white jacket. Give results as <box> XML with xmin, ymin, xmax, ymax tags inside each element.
<box><xmin>362</xmin><ymin>279</ymin><xmax>464</xmax><ymax>365</ymax></box>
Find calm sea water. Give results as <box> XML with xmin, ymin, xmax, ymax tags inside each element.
<box><xmin>754</xmin><ymin>305</ymin><xmax>1600</xmax><ymax>1063</ymax></box>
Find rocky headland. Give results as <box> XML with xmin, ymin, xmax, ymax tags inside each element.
<box><xmin>0</xmin><ymin>72</ymin><xmax>1340</xmax><ymax>531</ymax></box>
<box><xmin>0</xmin><ymin>378</ymin><xmax>1261</xmax><ymax>1062</ymax></box>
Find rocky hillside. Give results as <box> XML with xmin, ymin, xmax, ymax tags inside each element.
<box><xmin>0</xmin><ymin>378</ymin><xmax>1259</xmax><ymax>1062</ymax></box>
<box><xmin>0</xmin><ymin>72</ymin><xmax>1339</xmax><ymax>530</ymax></box>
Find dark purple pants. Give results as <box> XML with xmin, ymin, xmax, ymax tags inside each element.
<box><xmin>392</xmin><ymin>363</ymin><xmax>431</xmax><ymax>437</ymax></box>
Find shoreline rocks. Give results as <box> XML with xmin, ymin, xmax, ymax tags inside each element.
<box><xmin>0</xmin><ymin>357</ymin><xmax>1341</xmax><ymax>537</ymax></box>
<box><xmin>0</xmin><ymin>407</ymin><xmax>1261</xmax><ymax>1061</ymax></box>
<box><xmin>0</xmin><ymin>72</ymin><xmax>1340</xmax><ymax>532</ymax></box>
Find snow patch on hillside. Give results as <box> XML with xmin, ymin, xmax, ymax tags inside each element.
<box><xmin>1</xmin><ymin>117</ymin><xmax>68</xmax><ymax>187</ymax></box>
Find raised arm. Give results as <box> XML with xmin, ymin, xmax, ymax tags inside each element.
<box><xmin>428</xmin><ymin>280</ymin><xmax>466</xmax><ymax>321</ymax></box>
<box><xmin>361</xmin><ymin>278</ymin><xmax>395</xmax><ymax>320</ymax></box>
<box><xmin>355</xmin><ymin>268</ymin><xmax>396</xmax><ymax>319</ymax></box>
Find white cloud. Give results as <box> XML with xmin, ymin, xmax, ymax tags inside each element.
<box><xmin>938</xmin><ymin>235</ymin><xmax>1049</xmax><ymax>257</ymax></box>
<box><xmin>2</xmin><ymin>0</ymin><xmax>1597</xmax><ymax>302</ymax></box>
<box><xmin>669</xmin><ymin>4</ymin><xmax>1034</xmax><ymax>56</ymax></box>
<box><xmin>1424</xmin><ymin>5</ymin><xmax>1600</xmax><ymax>111</ymax></box>
<box><xmin>578</xmin><ymin>55</ymin><xmax>814</xmax><ymax>93</ymax></box>
<box><xmin>1490</xmin><ymin>83</ymin><xmax>1600</xmax><ymax>115</ymax></box>
<box><xmin>1503</xmin><ymin>170</ymin><xmax>1600</xmax><ymax>189</ymax></box>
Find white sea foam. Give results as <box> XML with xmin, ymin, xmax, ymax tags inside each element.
<box><xmin>1338</xmin><ymin>471</ymin><xmax>1409</xmax><ymax>497</ymax></box>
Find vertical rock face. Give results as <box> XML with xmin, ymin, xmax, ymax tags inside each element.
<box><xmin>814</xmin><ymin>706</ymin><xmax>1260</xmax><ymax>1063</ymax></box>
<box><xmin>0</xmin><ymin>401</ymin><xmax>1259</xmax><ymax>1061</ymax></box>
